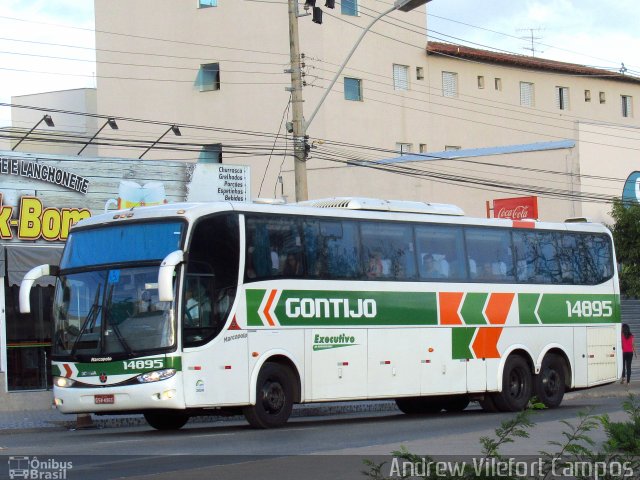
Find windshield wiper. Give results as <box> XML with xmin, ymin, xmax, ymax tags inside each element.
<box><xmin>70</xmin><ymin>286</ymin><xmax>102</xmax><ymax>358</ymax></box>
<box><xmin>105</xmin><ymin>284</ymin><xmax>135</xmax><ymax>356</ymax></box>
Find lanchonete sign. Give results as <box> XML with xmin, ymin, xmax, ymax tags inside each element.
<box><xmin>1</xmin><ymin>156</ymin><xmax>90</xmax><ymax>193</ymax></box>
<box><xmin>491</xmin><ymin>196</ymin><xmax>538</xmax><ymax>220</ymax></box>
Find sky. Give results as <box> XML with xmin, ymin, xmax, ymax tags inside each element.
<box><xmin>1</xmin><ymin>0</ymin><xmax>639</xmax><ymax>128</ymax></box>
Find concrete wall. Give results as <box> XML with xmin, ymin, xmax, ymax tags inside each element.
<box><xmin>578</xmin><ymin>122</ymin><xmax>640</xmax><ymax>225</ymax></box>
<box><xmin>11</xmin><ymin>89</ymin><xmax>98</xmax><ymax>156</ymax></box>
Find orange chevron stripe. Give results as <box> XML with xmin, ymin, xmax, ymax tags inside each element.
<box><xmin>472</xmin><ymin>327</ymin><xmax>503</xmax><ymax>359</ymax></box>
<box><xmin>263</xmin><ymin>289</ymin><xmax>278</xmax><ymax>326</ymax></box>
<box><xmin>439</xmin><ymin>292</ymin><xmax>464</xmax><ymax>325</ymax></box>
<box><xmin>485</xmin><ymin>293</ymin><xmax>514</xmax><ymax>325</ymax></box>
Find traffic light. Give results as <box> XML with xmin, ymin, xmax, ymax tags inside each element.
<box><xmin>304</xmin><ymin>0</ymin><xmax>316</xmax><ymax>7</ymax></box>
<box><xmin>325</xmin><ymin>0</ymin><xmax>335</xmax><ymax>8</ymax></box>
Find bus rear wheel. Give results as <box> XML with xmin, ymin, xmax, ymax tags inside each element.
<box><xmin>144</xmin><ymin>411</ymin><xmax>189</xmax><ymax>430</ymax></box>
<box><xmin>493</xmin><ymin>356</ymin><xmax>532</xmax><ymax>412</ymax></box>
<box><xmin>244</xmin><ymin>363</ymin><xmax>294</xmax><ymax>428</ymax></box>
<box><xmin>534</xmin><ymin>354</ymin><xmax>566</xmax><ymax>408</ymax></box>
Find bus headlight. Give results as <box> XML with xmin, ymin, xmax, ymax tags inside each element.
<box><xmin>136</xmin><ymin>369</ymin><xmax>177</xmax><ymax>384</ymax></box>
<box><xmin>54</xmin><ymin>376</ymin><xmax>76</xmax><ymax>388</ymax></box>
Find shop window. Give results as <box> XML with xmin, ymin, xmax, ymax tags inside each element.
<box><xmin>6</xmin><ymin>285</ymin><xmax>54</xmax><ymax>391</ymax></box>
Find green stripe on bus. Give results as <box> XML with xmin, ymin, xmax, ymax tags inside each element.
<box><xmin>518</xmin><ymin>294</ymin><xmax>540</xmax><ymax>324</ymax></box>
<box><xmin>452</xmin><ymin>327</ymin><xmax>476</xmax><ymax>359</ymax></box>
<box><xmin>54</xmin><ymin>356</ymin><xmax>183</xmax><ymax>377</ymax></box>
<box><xmin>460</xmin><ymin>293</ymin><xmax>488</xmax><ymax>325</ymax></box>
<box><xmin>518</xmin><ymin>293</ymin><xmax>620</xmax><ymax>325</ymax></box>
<box><xmin>246</xmin><ymin>289</ymin><xmax>267</xmax><ymax>326</ymax></box>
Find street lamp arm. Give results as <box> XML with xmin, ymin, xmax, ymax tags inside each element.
<box><xmin>305</xmin><ymin>4</ymin><xmax>396</xmax><ymax>130</ymax></box>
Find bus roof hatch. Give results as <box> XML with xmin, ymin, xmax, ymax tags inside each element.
<box><xmin>297</xmin><ymin>197</ymin><xmax>464</xmax><ymax>216</ymax></box>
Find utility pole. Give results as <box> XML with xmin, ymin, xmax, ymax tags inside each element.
<box><xmin>288</xmin><ymin>0</ymin><xmax>308</xmax><ymax>202</ymax></box>
<box><xmin>286</xmin><ymin>0</ymin><xmax>429</xmax><ymax>202</ymax></box>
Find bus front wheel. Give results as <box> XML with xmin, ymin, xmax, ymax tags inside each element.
<box><xmin>395</xmin><ymin>397</ymin><xmax>443</xmax><ymax>415</ymax></box>
<box><xmin>493</xmin><ymin>356</ymin><xmax>532</xmax><ymax>412</ymax></box>
<box><xmin>534</xmin><ymin>354</ymin><xmax>566</xmax><ymax>408</ymax></box>
<box><xmin>144</xmin><ymin>411</ymin><xmax>189</xmax><ymax>430</ymax></box>
<box><xmin>244</xmin><ymin>363</ymin><xmax>294</xmax><ymax>428</ymax></box>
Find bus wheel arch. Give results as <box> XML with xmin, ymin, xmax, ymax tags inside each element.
<box><xmin>249</xmin><ymin>353</ymin><xmax>302</xmax><ymax>405</ymax></box>
<box><xmin>534</xmin><ymin>350</ymin><xmax>569</xmax><ymax>408</ymax></box>
<box><xmin>494</xmin><ymin>351</ymin><xmax>534</xmax><ymax>412</ymax></box>
<box><xmin>244</xmin><ymin>360</ymin><xmax>297</xmax><ymax>428</ymax></box>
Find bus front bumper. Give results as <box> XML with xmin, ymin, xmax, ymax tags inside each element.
<box><xmin>53</xmin><ymin>374</ymin><xmax>185</xmax><ymax>413</ymax></box>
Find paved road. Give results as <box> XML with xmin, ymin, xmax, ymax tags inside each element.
<box><xmin>0</xmin><ymin>394</ymin><xmax>635</xmax><ymax>480</ymax></box>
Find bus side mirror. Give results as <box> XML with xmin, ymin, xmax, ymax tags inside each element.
<box><xmin>158</xmin><ymin>250</ymin><xmax>184</xmax><ymax>302</ymax></box>
<box><xmin>20</xmin><ymin>264</ymin><xmax>59</xmax><ymax>314</ymax></box>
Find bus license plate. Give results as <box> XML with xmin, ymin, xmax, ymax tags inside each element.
<box><xmin>94</xmin><ymin>394</ymin><xmax>115</xmax><ymax>405</ymax></box>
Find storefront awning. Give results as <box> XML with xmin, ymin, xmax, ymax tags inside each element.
<box><xmin>3</xmin><ymin>244</ymin><xmax>63</xmax><ymax>287</ymax></box>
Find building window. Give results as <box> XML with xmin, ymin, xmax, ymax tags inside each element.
<box><xmin>494</xmin><ymin>78</ymin><xmax>502</xmax><ymax>91</ymax></box>
<box><xmin>599</xmin><ymin>91</ymin><xmax>606</xmax><ymax>104</ymax></box>
<box><xmin>416</xmin><ymin>66</ymin><xmax>424</xmax><ymax>80</ymax></box>
<box><xmin>477</xmin><ymin>76</ymin><xmax>485</xmax><ymax>89</ymax></box>
<box><xmin>622</xmin><ymin>95</ymin><xmax>633</xmax><ymax>118</ymax></box>
<box><xmin>520</xmin><ymin>81</ymin><xmax>534</xmax><ymax>107</ymax></box>
<box><xmin>419</xmin><ymin>143</ymin><xmax>427</xmax><ymax>153</ymax></box>
<box><xmin>342</xmin><ymin>0</ymin><xmax>358</xmax><ymax>16</ymax></box>
<box><xmin>555</xmin><ymin>86</ymin><xmax>570</xmax><ymax>110</ymax></box>
<box><xmin>393</xmin><ymin>64</ymin><xmax>409</xmax><ymax>91</ymax></box>
<box><xmin>442</xmin><ymin>71</ymin><xmax>458</xmax><ymax>97</ymax></box>
<box><xmin>199</xmin><ymin>143</ymin><xmax>222</xmax><ymax>163</ymax></box>
<box><xmin>197</xmin><ymin>63</ymin><xmax>220</xmax><ymax>91</ymax></box>
<box><xmin>198</xmin><ymin>0</ymin><xmax>217</xmax><ymax>7</ymax></box>
<box><xmin>445</xmin><ymin>145</ymin><xmax>461</xmax><ymax>151</ymax></box>
<box><xmin>396</xmin><ymin>143</ymin><xmax>412</xmax><ymax>154</ymax></box>
<box><xmin>585</xmin><ymin>90</ymin><xmax>591</xmax><ymax>102</ymax></box>
<box><xmin>344</xmin><ymin>77</ymin><xmax>362</xmax><ymax>101</ymax></box>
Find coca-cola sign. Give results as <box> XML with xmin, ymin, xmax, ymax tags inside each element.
<box><xmin>492</xmin><ymin>196</ymin><xmax>538</xmax><ymax>220</ymax></box>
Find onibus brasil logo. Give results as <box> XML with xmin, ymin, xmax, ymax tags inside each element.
<box><xmin>8</xmin><ymin>456</ymin><xmax>72</xmax><ymax>479</ymax></box>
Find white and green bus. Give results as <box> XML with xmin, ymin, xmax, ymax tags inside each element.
<box><xmin>20</xmin><ymin>198</ymin><xmax>620</xmax><ymax>430</ymax></box>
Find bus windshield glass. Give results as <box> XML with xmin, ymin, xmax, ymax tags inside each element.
<box><xmin>52</xmin><ymin>266</ymin><xmax>175</xmax><ymax>359</ymax></box>
<box><xmin>60</xmin><ymin>221</ymin><xmax>185</xmax><ymax>270</ymax></box>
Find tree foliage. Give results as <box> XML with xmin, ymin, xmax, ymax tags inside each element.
<box><xmin>609</xmin><ymin>198</ymin><xmax>640</xmax><ymax>297</ymax></box>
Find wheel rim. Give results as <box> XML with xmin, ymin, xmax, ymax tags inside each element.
<box><xmin>508</xmin><ymin>367</ymin><xmax>526</xmax><ymax>399</ymax></box>
<box><xmin>541</xmin><ymin>368</ymin><xmax>560</xmax><ymax>397</ymax></box>
<box><xmin>261</xmin><ymin>380</ymin><xmax>285</xmax><ymax>414</ymax></box>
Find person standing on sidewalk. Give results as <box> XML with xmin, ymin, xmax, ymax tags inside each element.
<box><xmin>621</xmin><ymin>323</ymin><xmax>638</xmax><ymax>385</ymax></box>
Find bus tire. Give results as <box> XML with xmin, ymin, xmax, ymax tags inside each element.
<box><xmin>144</xmin><ymin>411</ymin><xmax>189</xmax><ymax>430</ymax></box>
<box><xmin>534</xmin><ymin>354</ymin><xmax>566</xmax><ymax>408</ymax></box>
<box><xmin>244</xmin><ymin>363</ymin><xmax>294</xmax><ymax>428</ymax></box>
<box><xmin>479</xmin><ymin>394</ymin><xmax>500</xmax><ymax>413</ymax></box>
<box><xmin>493</xmin><ymin>356</ymin><xmax>532</xmax><ymax>412</ymax></box>
<box><xmin>443</xmin><ymin>395</ymin><xmax>470</xmax><ymax>413</ymax></box>
<box><xmin>395</xmin><ymin>397</ymin><xmax>443</xmax><ymax>415</ymax></box>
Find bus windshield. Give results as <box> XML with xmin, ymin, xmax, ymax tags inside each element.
<box><xmin>61</xmin><ymin>221</ymin><xmax>185</xmax><ymax>269</ymax></box>
<box><xmin>52</xmin><ymin>266</ymin><xmax>175</xmax><ymax>360</ymax></box>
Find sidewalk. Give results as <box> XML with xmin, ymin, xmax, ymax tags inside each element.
<box><xmin>1</xmin><ymin>382</ymin><xmax>638</xmax><ymax>433</ymax></box>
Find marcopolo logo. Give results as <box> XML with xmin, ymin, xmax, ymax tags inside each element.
<box><xmin>8</xmin><ymin>456</ymin><xmax>72</xmax><ymax>479</ymax></box>
<box><xmin>285</xmin><ymin>297</ymin><xmax>377</xmax><ymax>319</ymax></box>
<box><xmin>313</xmin><ymin>333</ymin><xmax>357</xmax><ymax>351</ymax></box>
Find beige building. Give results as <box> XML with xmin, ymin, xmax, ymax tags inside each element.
<box><xmin>88</xmin><ymin>1</ymin><xmax>640</xmax><ymax>223</ymax></box>
<box><xmin>9</xmin><ymin>88</ymin><xmax>99</xmax><ymax>156</ymax></box>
